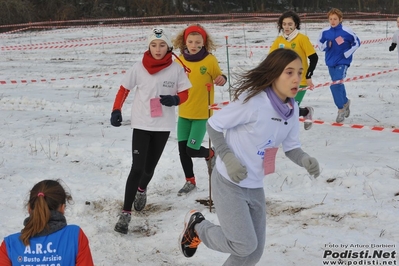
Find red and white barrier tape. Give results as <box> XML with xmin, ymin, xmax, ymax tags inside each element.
<box><xmin>0</xmin><ymin>33</ymin><xmax>136</xmax><ymax>50</ymax></box>
<box><xmin>299</xmin><ymin>67</ymin><xmax>399</xmax><ymax>91</ymax></box>
<box><xmin>0</xmin><ymin>70</ymin><xmax>126</xmax><ymax>85</ymax></box>
<box><xmin>208</xmin><ymin>67</ymin><xmax>399</xmax><ymax>134</ymax></box>
<box><xmin>225</xmin><ymin>37</ymin><xmax>391</xmax><ymax>50</ymax></box>
<box><xmin>209</xmin><ymin>67</ymin><xmax>398</xmax><ymax>109</ymax></box>
<box><xmin>209</xmin><ymin>101</ymin><xmax>230</xmax><ymax>110</ymax></box>
<box><xmin>1</xmin><ymin>62</ymin><xmax>397</xmax><ymax>88</ymax></box>
<box><xmin>1</xmin><ymin>34</ymin><xmax>390</xmax><ymax>51</ymax></box>
<box><xmin>299</xmin><ymin>118</ymin><xmax>399</xmax><ymax>134</ymax></box>
<box><xmin>0</xmin><ymin>38</ymin><xmax>145</xmax><ymax>51</ymax></box>
<box><xmin>208</xmin><ymin>104</ymin><xmax>399</xmax><ymax>134</ymax></box>
<box><xmin>0</xmin><ymin>24</ymin><xmax>140</xmax><ymax>38</ymax></box>
<box><xmin>1</xmin><ymin>12</ymin><xmax>395</xmax><ymax>30</ymax></box>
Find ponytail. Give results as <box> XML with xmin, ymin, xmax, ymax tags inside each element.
<box><xmin>20</xmin><ymin>180</ymin><xmax>72</xmax><ymax>246</ymax></box>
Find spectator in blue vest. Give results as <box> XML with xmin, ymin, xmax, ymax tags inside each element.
<box><xmin>0</xmin><ymin>179</ymin><xmax>94</xmax><ymax>265</ymax></box>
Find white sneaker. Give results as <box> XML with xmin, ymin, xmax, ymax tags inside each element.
<box><xmin>336</xmin><ymin>109</ymin><xmax>345</xmax><ymax>123</ymax></box>
<box><xmin>303</xmin><ymin>107</ymin><xmax>314</xmax><ymax>130</ymax></box>
<box><xmin>344</xmin><ymin>99</ymin><xmax>351</xmax><ymax>118</ymax></box>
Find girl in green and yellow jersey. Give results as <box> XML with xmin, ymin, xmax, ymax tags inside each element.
<box><xmin>173</xmin><ymin>24</ymin><xmax>227</xmax><ymax>195</ymax></box>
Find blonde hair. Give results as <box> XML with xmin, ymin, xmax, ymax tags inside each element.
<box><xmin>172</xmin><ymin>24</ymin><xmax>218</xmax><ymax>54</ymax></box>
<box><xmin>327</xmin><ymin>8</ymin><xmax>343</xmax><ymax>22</ymax></box>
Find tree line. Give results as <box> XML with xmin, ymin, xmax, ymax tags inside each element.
<box><xmin>0</xmin><ymin>0</ymin><xmax>398</xmax><ymax>26</ymax></box>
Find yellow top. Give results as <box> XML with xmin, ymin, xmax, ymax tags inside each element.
<box><xmin>270</xmin><ymin>33</ymin><xmax>316</xmax><ymax>86</ymax></box>
<box><xmin>176</xmin><ymin>54</ymin><xmax>223</xmax><ymax>119</ymax></box>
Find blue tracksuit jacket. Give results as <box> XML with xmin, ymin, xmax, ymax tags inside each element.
<box><xmin>317</xmin><ymin>23</ymin><xmax>361</xmax><ymax>67</ymax></box>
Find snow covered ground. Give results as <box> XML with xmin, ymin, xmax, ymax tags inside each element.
<box><xmin>0</xmin><ymin>20</ymin><xmax>398</xmax><ymax>265</ymax></box>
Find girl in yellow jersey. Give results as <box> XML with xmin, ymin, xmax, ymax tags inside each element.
<box><xmin>173</xmin><ymin>24</ymin><xmax>227</xmax><ymax>196</ymax></box>
<box><xmin>270</xmin><ymin>11</ymin><xmax>319</xmax><ymax>130</ymax></box>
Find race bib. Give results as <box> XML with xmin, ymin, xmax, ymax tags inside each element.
<box><xmin>263</xmin><ymin>147</ymin><xmax>278</xmax><ymax>175</ymax></box>
<box><xmin>335</xmin><ymin>36</ymin><xmax>344</xmax><ymax>45</ymax></box>
<box><xmin>150</xmin><ymin>98</ymin><xmax>162</xmax><ymax>117</ymax></box>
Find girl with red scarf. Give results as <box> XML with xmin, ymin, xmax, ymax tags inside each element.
<box><xmin>110</xmin><ymin>28</ymin><xmax>191</xmax><ymax>234</ymax></box>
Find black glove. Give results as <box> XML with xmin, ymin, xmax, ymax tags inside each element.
<box><xmin>160</xmin><ymin>95</ymin><xmax>179</xmax><ymax>107</ymax></box>
<box><xmin>389</xmin><ymin>43</ymin><xmax>396</xmax><ymax>52</ymax></box>
<box><xmin>110</xmin><ymin>110</ymin><xmax>122</xmax><ymax>127</ymax></box>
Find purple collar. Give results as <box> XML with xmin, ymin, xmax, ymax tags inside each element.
<box><xmin>265</xmin><ymin>87</ymin><xmax>295</xmax><ymax>120</ymax></box>
<box><xmin>183</xmin><ymin>47</ymin><xmax>209</xmax><ymax>62</ymax></box>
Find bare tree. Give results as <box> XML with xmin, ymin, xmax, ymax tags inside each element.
<box><xmin>0</xmin><ymin>0</ymin><xmax>36</xmax><ymax>24</ymax></box>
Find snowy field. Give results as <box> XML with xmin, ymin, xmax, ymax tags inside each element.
<box><xmin>0</xmin><ymin>20</ymin><xmax>398</xmax><ymax>265</ymax></box>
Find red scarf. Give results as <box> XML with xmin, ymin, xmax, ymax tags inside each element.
<box><xmin>142</xmin><ymin>50</ymin><xmax>173</xmax><ymax>74</ymax></box>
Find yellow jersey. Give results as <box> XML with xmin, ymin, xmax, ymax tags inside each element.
<box><xmin>176</xmin><ymin>54</ymin><xmax>223</xmax><ymax>119</ymax></box>
<box><xmin>269</xmin><ymin>33</ymin><xmax>316</xmax><ymax>86</ymax></box>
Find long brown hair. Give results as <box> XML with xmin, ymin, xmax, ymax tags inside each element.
<box><xmin>232</xmin><ymin>48</ymin><xmax>301</xmax><ymax>103</ymax></box>
<box><xmin>20</xmin><ymin>179</ymin><xmax>72</xmax><ymax>246</ymax></box>
<box><xmin>172</xmin><ymin>24</ymin><xmax>217</xmax><ymax>54</ymax></box>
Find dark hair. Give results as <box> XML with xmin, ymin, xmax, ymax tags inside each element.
<box><xmin>232</xmin><ymin>49</ymin><xmax>301</xmax><ymax>103</ymax></box>
<box><xmin>20</xmin><ymin>179</ymin><xmax>72</xmax><ymax>246</ymax></box>
<box><xmin>277</xmin><ymin>11</ymin><xmax>301</xmax><ymax>32</ymax></box>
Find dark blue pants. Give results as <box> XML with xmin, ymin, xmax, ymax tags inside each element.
<box><xmin>328</xmin><ymin>65</ymin><xmax>349</xmax><ymax>109</ymax></box>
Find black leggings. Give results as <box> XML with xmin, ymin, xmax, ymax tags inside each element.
<box><xmin>122</xmin><ymin>129</ymin><xmax>169</xmax><ymax>211</ymax></box>
<box><xmin>178</xmin><ymin>140</ymin><xmax>210</xmax><ymax>178</ymax></box>
<box><xmin>299</xmin><ymin>107</ymin><xmax>309</xmax><ymax>117</ymax></box>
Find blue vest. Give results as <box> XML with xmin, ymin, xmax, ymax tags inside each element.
<box><xmin>4</xmin><ymin>225</ymin><xmax>80</xmax><ymax>265</ymax></box>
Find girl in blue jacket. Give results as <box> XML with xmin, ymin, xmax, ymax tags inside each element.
<box><xmin>317</xmin><ymin>8</ymin><xmax>361</xmax><ymax>123</ymax></box>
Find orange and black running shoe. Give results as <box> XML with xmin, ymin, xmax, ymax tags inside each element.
<box><xmin>179</xmin><ymin>210</ymin><xmax>205</xmax><ymax>258</ymax></box>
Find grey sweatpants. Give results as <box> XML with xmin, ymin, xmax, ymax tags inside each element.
<box><xmin>195</xmin><ymin>170</ymin><xmax>266</xmax><ymax>266</ymax></box>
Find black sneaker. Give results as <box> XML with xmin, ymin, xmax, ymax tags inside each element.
<box><xmin>179</xmin><ymin>210</ymin><xmax>205</xmax><ymax>258</ymax></box>
<box><xmin>133</xmin><ymin>191</ymin><xmax>147</xmax><ymax>211</ymax></box>
<box><xmin>114</xmin><ymin>212</ymin><xmax>131</xmax><ymax>234</ymax></box>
